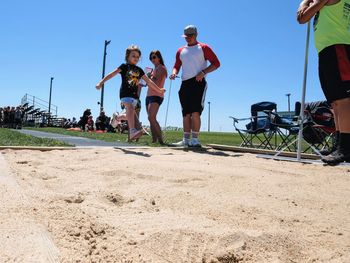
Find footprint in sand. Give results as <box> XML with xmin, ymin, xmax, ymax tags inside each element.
<box><xmin>105</xmin><ymin>193</ymin><xmax>126</xmax><ymax>206</ymax></box>
<box><xmin>64</xmin><ymin>194</ymin><xmax>85</xmax><ymax>204</ymax></box>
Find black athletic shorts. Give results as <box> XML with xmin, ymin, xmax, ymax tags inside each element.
<box><xmin>319</xmin><ymin>44</ymin><xmax>350</xmax><ymax>103</ymax></box>
<box><xmin>145</xmin><ymin>96</ymin><xmax>164</xmax><ymax>107</ymax></box>
<box><xmin>178</xmin><ymin>77</ymin><xmax>207</xmax><ymax>117</ymax></box>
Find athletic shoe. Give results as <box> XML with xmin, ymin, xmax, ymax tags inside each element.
<box><xmin>322</xmin><ymin>151</ymin><xmax>350</xmax><ymax>165</ymax></box>
<box><xmin>172</xmin><ymin>139</ymin><xmax>190</xmax><ymax>147</ymax></box>
<box><xmin>130</xmin><ymin>130</ymin><xmax>143</xmax><ymax>141</ymax></box>
<box><xmin>189</xmin><ymin>138</ymin><xmax>202</xmax><ymax>148</ymax></box>
<box><xmin>320</xmin><ymin>148</ymin><xmax>336</xmax><ymax>156</ymax></box>
<box><xmin>320</xmin><ymin>142</ymin><xmax>339</xmax><ymax>156</ymax></box>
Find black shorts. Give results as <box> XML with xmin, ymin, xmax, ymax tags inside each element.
<box><xmin>179</xmin><ymin>77</ymin><xmax>207</xmax><ymax>117</ymax></box>
<box><xmin>145</xmin><ymin>96</ymin><xmax>164</xmax><ymax>107</ymax></box>
<box><xmin>319</xmin><ymin>44</ymin><xmax>350</xmax><ymax>103</ymax></box>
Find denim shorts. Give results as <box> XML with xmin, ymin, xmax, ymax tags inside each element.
<box><xmin>121</xmin><ymin>97</ymin><xmax>138</xmax><ymax>108</ymax></box>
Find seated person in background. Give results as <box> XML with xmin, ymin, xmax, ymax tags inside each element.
<box><xmin>85</xmin><ymin>116</ymin><xmax>94</xmax><ymax>131</ymax></box>
<box><xmin>71</xmin><ymin>117</ymin><xmax>78</xmax><ymax>128</ymax></box>
<box><xmin>95</xmin><ymin>111</ymin><xmax>109</xmax><ymax>131</ymax></box>
<box><xmin>0</xmin><ymin>107</ymin><xmax>3</xmax><ymax>127</ymax></box>
<box><xmin>3</xmin><ymin>107</ymin><xmax>10</xmax><ymax>128</ymax></box>
<box><xmin>78</xmin><ymin>108</ymin><xmax>91</xmax><ymax>130</ymax></box>
<box><xmin>63</xmin><ymin>119</ymin><xmax>72</xmax><ymax>128</ymax></box>
<box><xmin>9</xmin><ymin>107</ymin><xmax>15</xmax><ymax>128</ymax></box>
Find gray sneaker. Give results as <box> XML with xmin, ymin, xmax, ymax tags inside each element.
<box><xmin>130</xmin><ymin>130</ymin><xmax>143</xmax><ymax>141</ymax></box>
<box><xmin>188</xmin><ymin>138</ymin><xmax>202</xmax><ymax>148</ymax></box>
<box><xmin>172</xmin><ymin>139</ymin><xmax>190</xmax><ymax>147</ymax></box>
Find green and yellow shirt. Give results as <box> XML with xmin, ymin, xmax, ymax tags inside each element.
<box><xmin>314</xmin><ymin>0</ymin><xmax>350</xmax><ymax>53</ymax></box>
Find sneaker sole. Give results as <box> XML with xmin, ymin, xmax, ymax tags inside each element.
<box><xmin>188</xmin><ymin>144</ymin><xmax>202</xmax><ymax>148</ymax></box>
<box><xmin>172</xmin><ymin>145</ymin><xmax>189</xmax><ymax>148</ymax></box>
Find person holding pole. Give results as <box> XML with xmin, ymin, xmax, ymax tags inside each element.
<box><xmin>297</xmin><ymin>0</ymin><xmax>350</xmax><ymax>165</ymax></box>
<box><xmin>170</xmin><ymin>25</ymin><xmax>220</xmax><ymax>147</ymax></box>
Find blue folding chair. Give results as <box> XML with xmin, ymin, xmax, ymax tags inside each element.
<box><xmin>230</xmin><ymin>102</ymin><xmax>277</xmax><ymax>150</ymax></box>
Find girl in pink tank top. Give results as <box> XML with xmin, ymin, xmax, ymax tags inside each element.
<box><xmin>146</xmin><ymin>50</ymin><xmax>168</xmax><ymax>144</ymax></box>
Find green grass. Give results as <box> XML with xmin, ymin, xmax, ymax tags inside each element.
<box><xmin>0</xmin><ymin>128</ymin><xmax>71</xmax><ymax>147</ymax></box>
<box><xmin>24</xmin><ymin>127</ymin><xmax>315</xmax><ymax>153</ymax></box>
<box><xmin>26</xmin><ymin>127</ymin><xmax>242</xmax><ymax>146</ymax></box>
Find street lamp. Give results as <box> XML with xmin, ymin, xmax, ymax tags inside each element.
<box><xmin>286</xmin><ymin>93</ymin><xmax>291</xmax><ymax>113</ymax></box>
<box><xmin>208</xmin><ymin>101</ymin><xmax>211</xmax><ymax>132</ymax></box>
<box><xmin>100</xmin><ymin>40</ymin><xmax>111</xmax><ymax>113</ymax></box>
<box><xmin>48</xmin><ymin>77</ymin><xmax>54</xmax><ymax>125</ymax></box>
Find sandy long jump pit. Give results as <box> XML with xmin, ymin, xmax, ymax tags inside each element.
<box><xmin>0</xmin><ymin>147</ymin><xmax>349</xmax><ymax>263</ymax></box>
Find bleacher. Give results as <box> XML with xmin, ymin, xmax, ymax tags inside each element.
<box><xmin>21</xmin><ymin>94</ymin><xmax>63</xmax><ymax>127</ymax></box>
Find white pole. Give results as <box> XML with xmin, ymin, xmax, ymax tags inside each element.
<box><xmin>297</xmin><ymin>22</ymin><xmax>311</xmax><ymax>161</ymax></box>
<box><xmin>164</xmin><ymin>80</ymin><xmax>173</xmax><ymax>129</ymax></box>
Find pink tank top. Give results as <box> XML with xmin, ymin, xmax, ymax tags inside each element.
<box><xmin>147</xmin><ymin>65</ymin><xmax>167</xmax><ymax>97</ymax></box>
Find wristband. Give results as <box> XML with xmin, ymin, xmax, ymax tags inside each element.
<box><xmin>201</xmin><ymin>70</ymin><xmax>206</xmax><ymax>75</ymax></box>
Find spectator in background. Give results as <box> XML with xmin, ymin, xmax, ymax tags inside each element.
<box><xmin>3</xmin><ymin>107</ymin><xmax>10</xmax><ymax>128</ymax></box>
<box><xmin>9</xmin><ymin>107</ymin><xmax>15</xmax><ymax>128</ymax></box>
<box><xmin>0</xmin><ymin>108</ymin><xmax>3</xmax><ymax>127</ymax></box>
<box><xmin>61</xmin><ymin>118</ymin><xmax>67</xmax><ymax>128</ymax></box>
<box><xmin>71</xmin><ymin>117</ymin><xmax>77</xmax><ymax>128</ymax></box>
<box><xmin>86</xmin><ymin>116</ymin><xmax>94</xmax><ymax>131</ymax></box>
<box><xmin>96</xmin><ymin>111</ymin><xmax>109</xmax><ymax>131</ymax></box>
<box><xmin>63</xmin><ymin>119</ymin><xmax>71</xmax><ymax>128</ymax></box>
<box><xmin>14</xmin><ymin>106</ymin><xmax>22</xmax><ymax>129</ymax></box>
<box><xmin>78</xmin><ymin>108</ymin><xmax>91</xmax><ymax>130</ymax></box>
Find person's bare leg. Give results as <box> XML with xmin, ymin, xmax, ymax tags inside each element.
<box><xmin>125</xmin><ymin>103</ymin><xmax>135</xmax><ymax>130</ymax></box>
<box><xmin>148</xmin><ymin>103</ymin><xmax>162</xmax><ymax>143</ymax></box>
<box><xmin>191</xmin><ymin>112</ymin><xmax>201</xmax><ymax>133</ymax></box>
<box><xmin>321</xmin><ymin>102</ymin><xmax>340</xmax><ymax>155</ymax></box>
<box><xmin>332</xmin><ymin>102</ymin><xmax>340</xmax><ymax>131</ymax></box>
<box><xmin>183</xmin><ymin>114</ymin><xmax>191</xmax><ymax>133</ymax></box>
<box><xmin>336</xmin><ymin>98</ymin><xmax>350</xmax><ymax>132</ymax></box>
<box><xmin>323</xmin><ymin>98</ymin><xmax>350</xmax><ymax>164</ymax></box>
<box><xmin>146</xmin><ymin>104</ymin><xmax>157</xmax><ymax>142</ymax></box>
<box><xmin>183</xmin><ymin>114</ymin><xmax>192</xmax><ymax>142</ymax></box>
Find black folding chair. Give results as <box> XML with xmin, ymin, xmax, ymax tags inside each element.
<box><xmin>303</xmin><ymin>102</ymin><xmax>335</xmax><ymax>152</ymax></box>
<box><xmin>270</xmin><ymin>112</ymin><xmax>299</xmax><ymax>152</ymax></box>
<box><xmin>230</xmin><ymin>102</ymin><xmax>277</xmax><ymax>150</ymax></box>
<box><xmin>272</xmin><ymin>101</ymin><xmax>335</xmax><ymax>153</ymax></box>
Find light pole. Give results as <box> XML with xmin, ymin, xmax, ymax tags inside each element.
<box><xmin>208</xmin><ymin>101</ymin><xmax>211</xmax><ymax>132</ymax></box>
<box><xmin>48</xmin><ymin>77</ymin><xmax>54</xmax><ymax>125</ymax></box>
<box><xmin>286</xmin><ymin>93</ymin><xmax>291</xmax><ymax>113</ymax></box>
<box><xmin>100</xmin><ymin>40</ymin><xmax>111</xmax><ymax>113</ymax></box>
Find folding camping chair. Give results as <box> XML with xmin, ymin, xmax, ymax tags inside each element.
<box><xmin>303</xmin><ymin>101</ymin><xmax>335</xmax><ymax>152</ymax></box>
<box><xmin>230</xmin><ymin>102</ymin><xmax>277</xmax><ymax>150</ymax></box>
<box><xmin>270</xmin><ymin>113</ymin><xmax>299</xmax><ymax>152</ymax></box>
<box><xmin>271</xmin><ymin>101</ymin><xmax>335</xmax><ymax>153</ymax></box>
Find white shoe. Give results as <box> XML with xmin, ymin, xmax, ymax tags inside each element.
<box><xmin>130</xmin><ymin>130</ymin><xmax>143</xmax><ymax>141</ymax></box>
<box><xmin>189</xmin><ymin>138</ymin><xmax>202</xmax><ymax>148</ymax></box>
<box><xmin>172</xmin><ymin>139</ymin><xmax>190</xmax><ymax>147</ymax></box>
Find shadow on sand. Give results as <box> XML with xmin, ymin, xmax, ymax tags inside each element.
<box><xmin>116</xmin><ymin>147</ymin><xmax>243</xmax><ymax>158</ymax></box>
<box><xmin>170</xmin><ymin>147</ymin><xmax>243</xmax><ymax>158</ymax></box>
<box><xmin>117</xmin><ymin>148</ymin><xmax>152</xmax><ymax>158</ymax></box>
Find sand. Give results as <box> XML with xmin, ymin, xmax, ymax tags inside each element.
<box><xmin>0</xmin><ymin>147</ymin><xmax>349</xmax><ymax>263</ymax></box>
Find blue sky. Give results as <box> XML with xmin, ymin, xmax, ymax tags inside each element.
<box><xmin>0</xmin><ymin>0</ymin><xmax>324</xmax><ymax>132</ymax></box>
